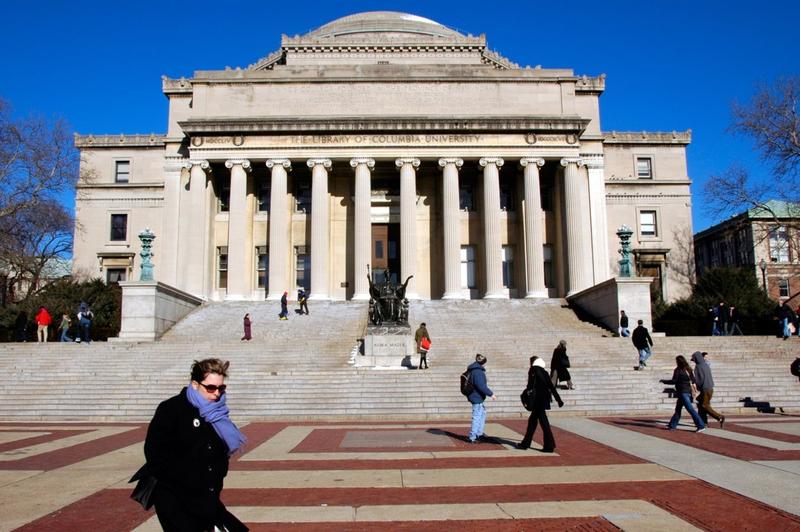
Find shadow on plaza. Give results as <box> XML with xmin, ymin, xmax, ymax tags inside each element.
<box><xmin>427</xmin><ymin>428</ymin><xmax>518</xmax><ymax>447</ymax></box>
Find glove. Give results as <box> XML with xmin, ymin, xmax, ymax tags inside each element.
<box><xmin>659</xmin><ymin>379</ymin><xmax>667</xmax><ymax>384</ymax></box>
<box><xmin>557</xmin><ymin>400</ymin><xmax>564</xmax><ymax>408</ymax></box>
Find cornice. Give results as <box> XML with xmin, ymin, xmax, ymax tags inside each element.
<box><xmin>603</xmin><ymin>130</ymin><xmax>692</xmax><ymax>145</ymax></box>
<box><xmin>178</xmin><ymin>116</ymin><xmax>590</xmax><ymax>135</ymax></box>
<box><xmin>76</xmin><ymin>182</ymin><xmax>165</xmax><ymax>190</ymax></box>
<box><xmin>162</xmin><ymin>76</ymin><xmax>193</xmax><ymax>94</ymax></box>
<box><xmin>74</xmin><ymin>133</ymin><xmax>166</xmax><ymax>148</ymax></box>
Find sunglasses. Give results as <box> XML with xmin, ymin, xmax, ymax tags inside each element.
<box><xmin>198</xmin><ymin>382</ymin><xmax>227</xmax><ymax>394</ymax></box>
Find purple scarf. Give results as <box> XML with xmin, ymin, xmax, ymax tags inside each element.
<box><xmin>186</xmin><ymin>384</ymin><xmax>246</xmax><ymax>456</ymax></box>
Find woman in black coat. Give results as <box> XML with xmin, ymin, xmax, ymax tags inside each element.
<box><xmin>549</xmin><ymin>339</ymin><xmax>575</xmax><ymax>389</ymax></box>
<box><xmin>518</xmin><ymin>356</ymin><xmax>564</xmax><ymax>452</ymax></box>
<box><xmin>134</xmin><ymin>358</ymin><xmax>248</xmax><ymax>531</ymax></box>
<box><xmin>660</xmin><ymin>355</ymin><xmax>706</xmax><ymax>432</ymax></box>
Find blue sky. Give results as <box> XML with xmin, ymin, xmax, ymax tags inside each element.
<box><xmin>1</xmin><ymin>0</ymin><xmax>797</xmax><ymax>231</ymax></box>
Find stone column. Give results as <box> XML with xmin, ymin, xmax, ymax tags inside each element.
<box><xmin>184</xmin><ymin>160</ymin><xmax>211</xmax><ymax>297</ymax></box>
<box><xmin>520</xmin><ymin>158</ymin><xmax>547</xmax><ymax>298</ymax></box>
<box><xmin>266</xmin><ymin>159</ymin><xmax>291</xmax><ymax>300</ymax></box>
<box><xmin>396</xmin><ymin>157</ymin><xmax>420</xmax><ymax>299</ymax></box>
<box><xmin>561</xmin><ymin>157</ymin><xmax>592</xmax><ymax>295</ymax></box>
<box><xmin>224</xmin><ymin>159</ymin><xmax>252</xmax><ymax>300</ymax></box>
<box><xmin>438</xmin><ymin>158</ymin><xmax>464</xmax><ymax>299</ymax></box>
<box><xmin>479</xmin><ymin>157</ymin><xmax>506</xmax><ymax>298</ymax></box>
<box><xmin>307</xmin><ymin>158</ymin><xmax>332</xmax><ymax>300</ymax></box>
<box><xmin>584</xmin><ymin>154</ymin><xmax>610</xmax><ymax>283</ymax></box>
<box><xmin>350</xmin><ymin>157</ymin><xmax>375</xmax><ymax>300</ymax></box>
<box><xmin>161</xmin><ymin>158</ymin><xmax>188</xmax><ymax>287</ymax></box>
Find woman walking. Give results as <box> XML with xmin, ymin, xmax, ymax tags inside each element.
<box><xmin>131</xmin><ymin>358</ymin><xmax>248</xmax><ymax>531</ymax></box>
<box><xmin>661</xmin><ymin>355</ymin><xmax>706</xmax><ymax>432</ymax></box>
<box><xmin>241</xmin><ymin>313</ymin><xmax>252</xmax><ymax>341</ymax></box>
<box><xmin>59</xmin><ymin>313</ymin><xmax>72</xmax><ymax>342</ymax></box>
<box><xmin>549</xmin><ymin>339</ymin><xmax>575</xmax><ymax>390</ymax></box>
<box><xmin>517</xmin><ymin>356</ymin><xmax>564</xmax><ymax>452</ymax></box>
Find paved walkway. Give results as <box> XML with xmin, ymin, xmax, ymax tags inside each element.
<box><xmin>2</xmin><ymin>414</ymin><xmax>799</xmax><ymax>531</ymax></box>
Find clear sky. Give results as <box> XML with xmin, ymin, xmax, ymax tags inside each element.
<box><xmin>1</xmin><ymin>0</ymin><xmax>797</xmax><ymax>232</ymax></box>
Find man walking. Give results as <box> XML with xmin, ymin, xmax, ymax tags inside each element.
<box><xmin>632</xmin><ymin>319</ymin><xmax>654</xmax><ymax>370</ymax></box>
<box><xmin>297</xmin><ymin>288</ymin><xmax>309</xmax><ymax>315</ymax></box>
<box><xmin>691</xmin><ymin>351</ymin><xmax>725</xmax><ymax>427</ymax></box>
<box><xmin>465</xmin><ymin>354</ymin><xmax>496</xmax><ymax>443</ymax></box>
<box><xmin>619</xmin><ymin>310</ymin><xmax>630</xmax><ymax>337</ymax></box>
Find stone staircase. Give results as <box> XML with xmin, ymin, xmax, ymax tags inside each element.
<box><xmin>3</xmin><ymin>300</ymin><xmax>799</xmax><ymax>421</ymax></box>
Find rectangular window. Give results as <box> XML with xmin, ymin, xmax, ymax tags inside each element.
<box><xmin>106</xmin><ymin>268</ymin><xmax>126</xmax><ymax>283</ymax></box>
<box><xmin>257</xmin><ymin>176</ymin><xmax>271</xmax><ymax>212</ymax></box>
<box><xmin>502</xmin><ymin>245</ymin><xmax>515</xmax><ymax>288</ymax></box>
<box><xmin>115</xmin><ymin>161</ymin><xmax>130</xmax><ymax>183</ymax></box>
<box><xmin>374</xmin><ymin>240</ymin><xmax>384</xmax><ymax>259</ymax></box>
<box><xmin>110</xmin><ymin>214</ymin><xmax>128</xmax><ymax>241</ymax></box>
<box><xmin>217</xmin><ymin>176</ymin><xmax>230</xmax><ymax>212</ymax></box>
<box><xmin>543</xmin><ymin>244</ymin><xmax>554</xmax><ymax>288</ymax></box>
<box><xmin>460</xmin><ymin>245</ymin><xmax>476</xmax><ymax>289</ymax></box>
<box><xmin>217</xmin><ymin>246</ymin><xmax>228</xmax><ymax>289</ymax></box>
<box><xmin>640</xmin><ymin>210</ymin><xmax>657</xmax><ymax>237</ymax></box>
<box><xmin>295</xmin><ymin>246</ymin><xmax>310</xmax><ymax>290</ymax></box>
<box><xmin>779</xmin><ymin>278</ymin><xmax>790</xmax><ymax>297</ymax></box>
<box><xmin>636</xmin><ymin>157</ymin><xmax>653</xmax><ymax>179</ymax></box>
<box><xmin>769</xmin><ymin>226</ymin><xmax>790</xmax><ymax>263</ymax></box>
<box><xmin>257</xmin><ymin>246</ymin><xmax>268</xmax><ymax>289</ymax></box>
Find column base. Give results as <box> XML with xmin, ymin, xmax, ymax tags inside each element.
<box><xmin>351</xmin><ymin>293</ymin><xmax>370</xmax><ymax>301</ymax></box>
<box><xmin>442</xmin><ymin>291</ymin><xmax>468</xmax><ymax>300</ymax></box>
<box><xmin>309</xmin><ymin>293</ymin><xmax>330</xmax><ymax>301</ymax></box>
<box><xmin>225</xmin><ymin>294</ymin><xmax>249</xmax><ymax>301</ymax></box>
<box><xmin>525</xmin><ymin>290</ymin><xmax>549</xmax><ymax>299</ymax></box>
<box><xmin>483</xmin><ymin>290</ymin><xmax>508</xmax><ymax>299</ymax></box>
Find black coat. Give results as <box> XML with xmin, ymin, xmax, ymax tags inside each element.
<box><xmin>527</xmin><ymin>365</ymin><xmax>562</xmax><ymax>410</ymax></box>
<box><xmin>662</xmin><ymin>367</ymin><xmax>696</xmax><ymax>395</ymax></box>
<box><xmin>631</xmin><ymin>326</ymin><xmax>653</xmax><ymax>349</ymax></box>
<box><xmin>549</xmin><ymin>346</ymin><xmax>571</xmax><ymax>381</ymax></box>
<box><xmin>141</xmin><ymin>388</ymin><xmax>245</xmax><ymax>531</ymax></box>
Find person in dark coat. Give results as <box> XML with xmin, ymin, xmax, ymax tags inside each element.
<box><xmin>133</xmin><ymin>358</ymin><xmax>248</xmax><ymax>531</ymax></box>
<box><xmin>619</xmin><ymin>310</ymin><xmax>630</xmax><ymax>337</ymax></box>
<box><xmin>661</xmin><ymin>355</ymin><xmax>706</xmax><ymax>432</ymax></box>
<box><xmin>14</xmin><ymin>311</ymin><xmax>28</xmax><ymax>342</ymax></box>
<box><xmin>465</xmin><ymin>354</ymin><xmax>496</xmax><ymax>443</ymax></box>
<box><xmin>717</xmin><ymin>301</ymin><xmax>728</xmax><ymax>336</ymax></box>
<box><xmin>517</xmin><ymin>356</ymin><xmax>564</xmax><ymax>452</ymax></box>
<box><xmin>241</xmin><ymin>313</ymin><xmax>252</xmax><ymax>341</ymax></box>
<box><xmin>728</xmin><ymin>305</ymin><xmax>743</xmax><ymax>336</ymax></box>
<box><xmin>778</xmin><ymin>302</ymin><xmax>795</xmax><ymax>339</ymax></box>
<box><xmin>632</xmin><ymin>319</ymin><xmax>654</xmax><ymax>369</ymax></box>
<box><xmin>414</xmin><ymin>322</ymin><xmax>431</xmax><ymax>370</ymax></box>
<box><xmin>549</xmin><ymin>339</ymin><xmax>575</xmax><ymax>390</ymax></box>
<box><xmin>297</xmin><ymin>288</ymin><xmax>309</xmax><ymax>315</ymax></box>
<box><xmin>279</xmin><ymin>291</ymin><xmax>289</xmax><ymax>320</ymax></box>
<box><xmin>691</xmin><ymin>351</ymin><xmax>725</xmax><ymax>427</ymax></box>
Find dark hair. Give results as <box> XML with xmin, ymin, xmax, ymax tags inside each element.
<box><xmin>191</xmin><ymin>358</ymin><xmax>230</xmax><ymax>383</ymax></box>
<box><xmin>476</xmin><ymin>353</ymin><xmax>487</xmax><ymax>365</ymax></box>
<box><xmin>529</xmin><ymin>355</ymin><xmax>539</xmax><ymax>364</ymax></box>
<box><xmin>637</xmin><ymin>319</ymin><xmax>643</xmax><ymax>325</ymax></box>
<box><xmin>676</xmin><ymin>355</ymin><xmax>691</xmax><ymax>372</ymax></box>
<box><xmin>420</xmin><ymin>322</ymin><xmax>426</xmax><ymax>327</ymax></box>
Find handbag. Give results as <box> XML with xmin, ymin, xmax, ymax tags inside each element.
<box><xmin>520</xmin><ymin>388</ymin><xmax>535</xmax><ymax>411</ymax></box>
<box><xmin>420</xmin><ymin>337</ymin><xmax>431</xmax><ymax>351</ymax></box>
<box><xmin>129</xmin><ymin>465</ymin><xmax>157</xmax><ymax>510</ymax></box>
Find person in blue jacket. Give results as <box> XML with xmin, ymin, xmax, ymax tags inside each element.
<box><xmin>466</xmin><ymin>353</ymin><xmax>496</xmax><ymax>443</ymax></box>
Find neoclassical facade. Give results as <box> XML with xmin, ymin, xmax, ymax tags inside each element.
<box><xmin>73</xmin><ymin>12</ymin><xmax>693</xmax><ymax>302</ymax></box>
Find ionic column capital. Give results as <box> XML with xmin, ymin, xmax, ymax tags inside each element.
<box><xmin>266</xmin><ymin>158</ymin><xmax>292</xmax><ymax>171</ymax></box>
<box><xmin>188</xmin><ymin>159</ymin><xmax>211</xmax><ymax>172</ymax></box>
<box><xmin>560</xmin><ymin>157</ymin><xmax>585</xmax><ymax>168</ymax></box>
<box><xmin>224</xmin><ymin>159</ymin><xmax>252</xmax><ymax>172</ymax></box>
<box><xmin>479</xmin><ymin>157</ymin><xmax>504</xmax><ymax>168</ymax></box>
<box><xmin>349</xmin><ymin>157</ymin><xmax>375</xmax><ymax>169</ymax></box>
<box><xmin>165</xmin><ymin>158</ymin><xmax>191</xmax><ymax>173</ymax></box>
<box><xmin>307</xmin><ymin>158</ymin><xmax>332</xmax><ymax>169</ymax></box>
<box><xmin>395</xmin><ymin>157</ymin><xmax>421</xmax><ymax>169</ymax></box>
<box><xmin>580</xmin><ymin>153</ymin><xmax>605</xmax><ymax>169</ymax></box>
<box><xmin>438</xmin><ymin>158</ymin><xmax>463</xmax><ymax>169</ymax></box>
<box><xmin>520</xmin><ymin>157</ymin><xmax>545</xmax><ymax>168</ymax></box>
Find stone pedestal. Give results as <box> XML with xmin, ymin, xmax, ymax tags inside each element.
<box><xmin>566</xmin><ymin>277</ymin><xmax>654</xmax><ymax>333</ymax></box>
<box><xmin>358</xmin><ymin>324</ymin><xmax>416</xmax><ymax>368</ymax></box>
<box><xmin>116</xmin><ymin>281</ymin><xmax>203</xmax><ymax>342</ymax></box>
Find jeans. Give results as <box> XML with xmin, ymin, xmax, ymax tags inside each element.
<box><xmin>638</xmin><ymin>347</ymin><xmax>652</xmax><ymax>365</ymax></box>
<box><xmin>60</xmin><ymin>328</ymin><xmax>71</xmax><ymax>342</ymax></box>
<box><xmin>79</xmin><ymin>319</ymin><xmax>91</xmax><ymax>343</ymax></box>
<box><xmin>620</xmin><ymin>327</ymin><xmax>630</xmax><ymax>337</ymax></box>
<box><xmin>668</xmin><ymin>392</ymin><xmax>705</xmax><ymax>430</ymax></box>
<box><xmin>468</xmin><ymin>402</ymin><xmax>487</xmax><ymax>441</ymax></box>
<box><xmin>783</xmin><ymin>318</ymin><xmax>791</xmax><ymax>339</ymax></box>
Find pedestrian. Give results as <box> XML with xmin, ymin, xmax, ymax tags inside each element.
<box><xmin>465</xmin><ymin>354</ymin><xmax>496</xmax><ymax>443</ymax></box>
<box><xmin>632</xmin><ymin>319</ymin><xmax>654</xmax><ymax>370</ymax></box>
<box><xmin>241</xmin><ymin>313</ymin><xmax>252</xmax><ymax>341</ymax></box>
<box><xmin>279</xmin><ymin>291</ymin><xmax>289</xmax><ymax>320</ymax></box>
<box><xmin>660</xmin><ymin>355</ymin><xmax>706</xmax><ymax>432</ymax></box>
<box><xmin>709</xmin><ymin>306</ymin><xmax>720</xmax><ymax>336</ymax></box>
<box><xmin>619</xmin><ymin>310</ymin><xmax>630</xmax><ymax>337</ymax></box>
<box><xmin>517</xmin><ymin>356</ymin><xmax>564</xmax><ymax>452</ymax></box>
<box><xmin>778</xmin><ymin>302</ymin><xmax>795</xmax><ymax>340</ymax></box>
<box><xmin>549</xmin><ymin>339</ymin><xmax>575</xmax><ymax>390</ymax></box>
<box><xmin>414</xmin><ymin>322</ymin><xmax>431</xmax><ymax>370</ymax></box>
<box><xmin>130</xmin><ymin>358</ymin><xmax>247</xmax><ymax>531</ymax></box>
<box><xmin>59</xmin><ymin>313</ymin><xmax>72</xmax><ymax>342</ymax></box>
<box><xmin>728</xmin><ymin>305</ymin><xmax>743</xmax><ymax>335</ymax></box>
<box><xmin>718</xmin><ymin>301</ymin><xmax>729</xmax><ymax>336</ymax></box>
<box><xmin>35</xmin><ymin>306</ymin><xmax>52</xmax><ymax>342</ymax></box>
<box><xmin>77</xmin><ymin>304</ymin><xmax>93</xmax><ymax>343</ymax></box>
<box><xmin>297</xmin><ymin>288</ymin><xmax>309</xmax><ymax>315</ymax></box>
<box><xmin>691</xmin><ymin>351</ymin><xmax>725</xmax><ymax>428</ymax></box>
<box><xmin>14</xmin><ymin>310</ymin><xmax>28</xmax><ymax>342</ymax></box>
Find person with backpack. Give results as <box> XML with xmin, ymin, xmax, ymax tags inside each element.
<box><xmin>77</xmin><ymin>303</ymin><xmax>93</xmax><ymax>343</ymax></box>
<box><xmin>517</xmin><ymin>356</ymin><xmax>563</xmax><ymax>452</ymax></box>
<box><xmin>463</xmin><ymin>354</ymin><xmax>496</xmax><ymax>443</ymax></box>
<box><xmin>660</xmin><ymin>355</ymin><xmax>706</xmax><ymax>432</ymax></box>
<box><xmin>415</xmin><ymin>322</ymin><xmax>431</xmax><ymax>370</ymax></box>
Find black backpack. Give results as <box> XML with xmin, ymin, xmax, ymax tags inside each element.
<box><xmin>460</xmin><ymin>368</ymin><xmax>475</xmax><ymax>396</ymax></box>
<box><xmin>791</xmin><ymin>358</ymin><xmax>800</xmax><ymax>378</ymax></box>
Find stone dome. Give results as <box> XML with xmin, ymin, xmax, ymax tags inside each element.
<box><xmin>304</xmin><ymin>11</ymin><xmax>465</xmax><ymax>40</ymax></box>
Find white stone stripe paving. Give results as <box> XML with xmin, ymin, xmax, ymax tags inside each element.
<box><xmin>242</xmin><ymin>422</ymin><xmax>525</xmax><ymax>461</ymax></box>
<box><xmin>0</xmin><ymin>431</ymin><xmax>49</xmax><ymax>445</ymax></box>
<box><xmin>132</xmin><ymin>500</ymin><xmax>698</xmax><ymax>531</ymax></box>
<box><xmin>737</xmin><ymin>421</ymin><xmax>800</xmax><ymax>436</ymax></box>
<box><xmin>0</xmin><ymin>426</ymin><xmax>135</xmax><ymax>461</ymax></box>
<box><xmin>701</xmin><ymin>428</ymin><xmax>800</xmax><ymax>450</ymax></box>
<box><xmin>751</xmin><ymin>460</ymin><xmax>800</xmax><ymax>475</ymax></box>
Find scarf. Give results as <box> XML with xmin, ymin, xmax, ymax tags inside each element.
<box><xmin>186</xmin><ymin>384</ymin><xmax>246</xmax><ymax>456</ymax></box>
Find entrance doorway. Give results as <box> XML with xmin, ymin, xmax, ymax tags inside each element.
<box><xmin>371</xmin><ymin>223</ymin><xmax>400</xmax><ymax>284</ymax></box>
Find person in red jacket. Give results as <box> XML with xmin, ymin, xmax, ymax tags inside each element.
<box><xmin>35</xmin><ymin>307</ymin><xmax>52</xmax><ymax>342</ymax></box>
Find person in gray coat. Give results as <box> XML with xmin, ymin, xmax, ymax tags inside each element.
<box><xmin>691</xmin><ymin>351</ymin><xmax>725</xmax><ymax>427</ymax></box>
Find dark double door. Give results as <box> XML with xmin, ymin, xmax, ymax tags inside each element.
<box><xmin>371</xmin><ymin>223</ymin><xmax>400</xmax><ymax>284</ymax></box>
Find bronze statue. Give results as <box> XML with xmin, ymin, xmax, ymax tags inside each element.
<box><xmin>366</xmin><ymin>265</ymin><xmax>413</xmax><ymax>326</ymax></box>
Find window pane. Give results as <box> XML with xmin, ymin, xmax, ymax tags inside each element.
<box><xmin>375</xmin><ymin>241</ymin><xmax>383</xmax><ymax>259</ymax></box>
<box><xmin>110</xmin><ymin>214</ymin><xmax>127</xmax><ymax>241</ymax></box>
<box><xmin>461</xmin><ymin>245</ymin><xmax>476</xmax><ymax>288</ymax></box>
<box><xmin>115</xmin><ymin>161</ymin><xmax>130</xmax><ymax>183</ymax></box>
<box><xmin>640</xmin><ymin>211</ymin><xmax>656</xmax><ymax>236</ymax></box>
<box><xmin>106</xmin><ymin>268</ymin><xmax>126</xmax><ymax>283</ymax></box>
<box><xmin>636</xmin><ymin>158</ymin><xmax>652</xmax><ymax>178</ymax></box>
<box><xmin>218</xmin><ymin>247</ymin><xmax>228</xmax><ymax>289</ymax></box>
<box><xmin>779</xmin><ymin>279</ymin><xmax>789</xmax><ymax>297</ymax></box>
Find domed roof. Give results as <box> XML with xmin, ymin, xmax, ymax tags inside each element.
<box><xmin>304</xmin><ymin>11</ymin><xmax>465</xmax><ymax>40</ymax></box>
